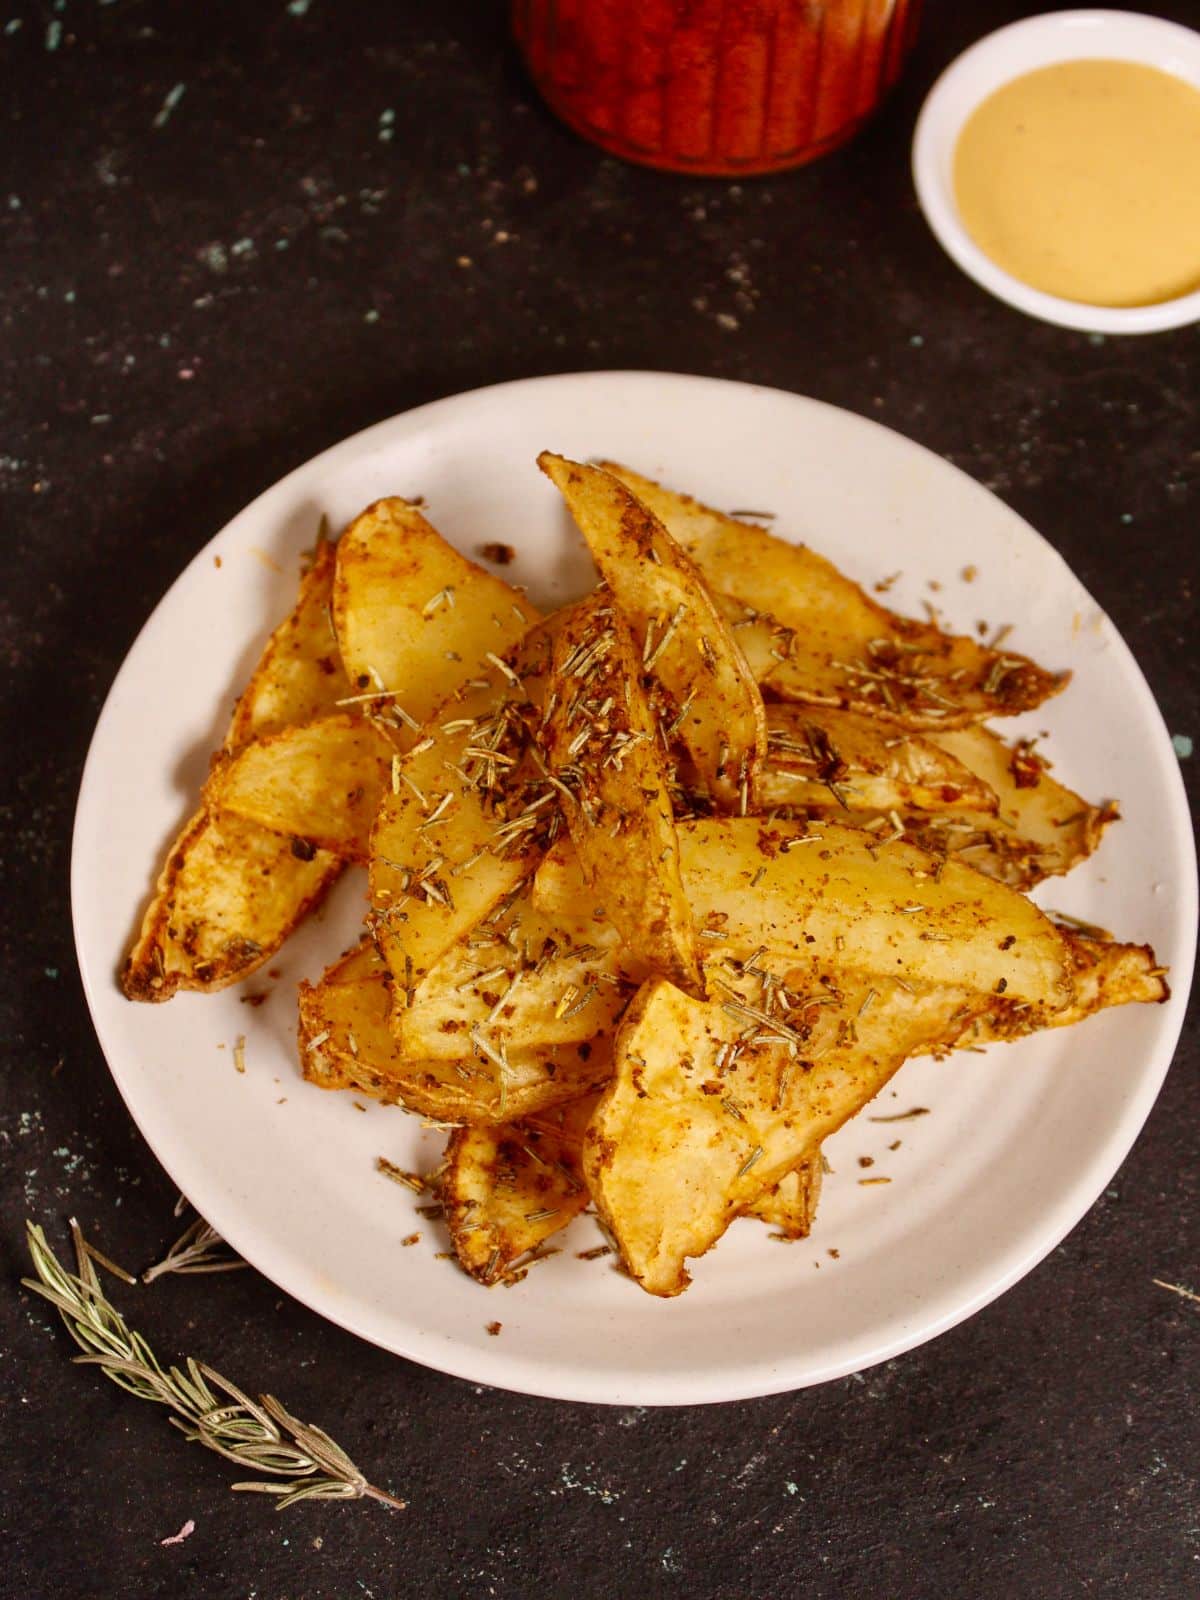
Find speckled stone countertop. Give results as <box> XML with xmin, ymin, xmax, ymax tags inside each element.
<box><xmin>2</xmin><ymin>3</ymin><xmax>1196</xmax><ymax>1596</ymax></box>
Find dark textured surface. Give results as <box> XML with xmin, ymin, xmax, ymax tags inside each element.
<box><xmin>2</xmin><ymin>3</ymin><xmax>1197</xmax><ymax>1596</ymax></box>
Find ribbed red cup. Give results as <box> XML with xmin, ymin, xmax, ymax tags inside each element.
<box><xmin>512</xmin><ymin>0</ymin><xmax>922</xmax><ymax>175</ymax></box>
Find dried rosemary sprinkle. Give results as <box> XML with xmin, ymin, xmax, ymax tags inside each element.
<box><xmin>376</xmin><ymin>1158</ymin><xmax>428</xmax><ymax>1192</ymax></box>
<box><xmin>868</xmin><ymin>1107</ymin><xmax>930</xmax><ymax>1123</ymax></box>
<box><xmin>22</xmin><ymin>1221</ymin><xmax>404</xmax><ymax>1512</ymax></box>
<box><xmin>738</xmin><ymin>1146</ymin><xmax>764</xmax><ymax>1177</ymax></box>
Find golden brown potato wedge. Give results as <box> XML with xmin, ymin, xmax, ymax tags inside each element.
<box><xmin>898</xmin><ymin>725</ymin><xmax>1120</xmax><ymax>889</ymax></box>
<box><xmin>369</xmin><ymin>622</ymin><xmax>560</xmax><ymax>991</ymax></box>
<box><xmin>584</xmin><ymin>976</ymin><xmax>985</xmax><ymax>1295</ymax></box>
<box><xmin>961</xmin><ymin>930</ymin><xmax>1168</xmax><ymax>1046</ymax></box>
<box><xmin>227</xmin><ymin>537</ymin><xmax>348</xmax><ymax>746</ymax></box>
<box><xmin>442</xmin><ymin>1095</ymin><xmax>821</xmax><ymax>1285</ymax></box>
<box><xmin>333</xmin><ymin>497</ymin><xmax>537</xmax><ymax>731</ymax></box>
<box><xmin>125</xmin><ymin>543</ymin><xmax>347</xmax><ymax>1001</ymax></box>
<box><xmin>298</xmin><ymin>940</ymin><xmax>612</xmax><ymax>1122</ymax></box>
<box><xmin>123</xmin><ymin>808</ymin><xmax>341</xmax><ymax>1001</ymax></box>
<box><xmin>534</xmin><ymin>818</ymin><xmax>1072</xmax><ymax>1007</ymax></box>
<box><xmin>540</xmin><ymin>589</ymin><xmax>702</xmax><ymax>994</ymax></box>
<box><xmin>760</xmin><ymin>705</ymin><xmax>998</xmax><ymax>815</ymax></box>
<box><xmin>397</xmin><ymin>883</ymin><xmax>631</xmax><ymax>1060</ymax></box>
<box><xmin>442</xmin><ymin>1097</ymin><xmax>596</xmax><ymax>1284</ymax></box>
<box><xmin>601</xmin><ymin>463</ymin><xmax>1068</xmax><ymax>728</ymax></box>
<box><xmin>538</xmin><ymin>453</ymin><xmax>767</xmax><ymax>810</ymax></box>
<box><xmin>207</xmin><ymin>713</ymin><xmax>399</xmax><ymax>863</ymax></box>
<box><xmin>296</xmin><ymin>939</ymin><xmax>394</xmax><ymax>1093</ymax></box>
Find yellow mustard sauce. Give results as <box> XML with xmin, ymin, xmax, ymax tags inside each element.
<box><xmin>953</xmin><ymin>59</ymin><xmax>1200</xmax><ymax>307</ymax></box>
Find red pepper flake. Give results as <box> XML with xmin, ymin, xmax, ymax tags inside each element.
<box><xmin>486</xmin><ymin>1320</ymin><xmax>503</xmax><ymax>1336</ymax></box>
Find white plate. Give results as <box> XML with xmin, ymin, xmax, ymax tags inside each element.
<box><xmin>72</xmin><ymin>372</ymin><xmax>1196</xmax><ymax>1406</ymax></box>
<box><xmin>912</xmin><ymin>10</ymin><xmax>1200</xmax><ymax>333</ymax></box>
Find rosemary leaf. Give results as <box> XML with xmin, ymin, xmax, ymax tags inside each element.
<box><xmin>22</xmin><ymin>1221</ymin><xmax>404</xmax><ymax>1514</ymax></box>
<box><xmin>143</xmin><ymin>1215</ymin><xmax>248</xmax><ymax>1283</ymax></box>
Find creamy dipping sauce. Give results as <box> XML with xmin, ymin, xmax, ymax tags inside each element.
<box><xmin>954</xmin><ymin>59</ymin><xmax>1200</xmax><ymax>308</ymax></box>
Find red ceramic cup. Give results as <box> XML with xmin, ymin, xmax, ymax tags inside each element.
<box><xmin>512</xmin><ymin>0</ymin><xmax>922</xmax><ymax>176</ymax></box>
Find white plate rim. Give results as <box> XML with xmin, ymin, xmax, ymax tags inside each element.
<box><xmin>71</xmin><ymin>371</ymin><xmax>1197</xmax><ymax>1405</ymax></box>
<box><xmin>911</xmin><ymin>9</ymin><xmax>1200</xmax><ymax>334</ymax></box>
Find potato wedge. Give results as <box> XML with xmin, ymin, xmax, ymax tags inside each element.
<box><xmin>333</xmin><ymin>497</ymin><xmax>537</xmax><ymax>729</ymax></box>
<box><xmin>207</xmin><ymin>713</ymin><xmax>398</xmax><ymax>863</ymax></box>
<box><xmin>296</xmin><ymin>939</ymin><xmax>394</xmax><ymax>1093</ymax></box>
<box><xmin>961</xmin><ymin>931</ymin><xmax>1168</xmax><ymax>1046</ymax></box>
<box><xmin>443</xmin><ymin>1096</ymin><xmax>821</xmax><ymax>1284</ymax></box>
<box><xmin>760</xmin><ymin>705</ymin><xmax>998</xmax><ymax>815</ymax></box>
<box><xmin>541</xmin><ymin>589</ymin><xmax>702</xmax><ymax>993</ymax></box>
<box><xmin>398</xmin><ymin>884</ymin><xmax>632</xmax><ymax>1060</ymax></box>
<box><xmin>228</xmin><ymin>537</ymin><xmax>348</xmax><ymax>746</ymax></box>
<box><xmin>584</xmin><ymin>976</ymin><xmax>984</xmax><ymax>1295</ymax></box>
<box><xmin>370</xmin><ymin>622</ymin><xmax>560</xmax><ymax>990</ymax></box>
<box><xmin>298</xmin><ymin>940</ymin><xmax>612</xmax><ymax>1121</ymax></box>
<box><xmin>744</xmin><ymin>1156</ymin><xmax>822</xmax><ymax>1237</ymax></box>
<box><xmin>538</xmin><ymin>453</ymin><xmax>766</xmax><ymax>810</ymax></box>
<box><xmin>123</xmin><ymin>808</ymin><xmax>341</xmax><ymax>1001</ymax></box>
<box><xmin>898</xmin><ymin>725</ymin><xmax>1120</xmax><ymax>888</ymax></box>
<box><xmin>125</xmin><ymin>544</ymin><xmax>347</xmax><ymax>1001</ymax></box>
<box><xmin>535</xmin><ymin>818</ymin><xmax>1072</xmax><ymax>1007</ymax></box>
<box><xmin>442</xmin><ymin>1097</ymin><xmax>596</xmax><ymax>1283</ymax></box>
<box><xmin>601</xmin><ymin>463</ymin><xmax>1067</xmax><ymax>728</ymax></box>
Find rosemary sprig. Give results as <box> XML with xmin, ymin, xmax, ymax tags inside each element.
<box><xmin>143</xmin><ymin>1215</ymin><xmax>248</xmax><ymax>1283</ymax></box>
<box><xmin>22</xmin><ymin>1220</ymin><xmax>405</xmax><ymax>1513</ymax></box>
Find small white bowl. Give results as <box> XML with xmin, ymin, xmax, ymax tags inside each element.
<box><xmin>912</xmin><ymin>10</ymin><xmax>1200</xmax><ymax>333</ymax></box>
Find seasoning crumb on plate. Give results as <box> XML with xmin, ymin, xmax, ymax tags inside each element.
<box><xmin>477</xmin><ymin>541</ymin><xmax>516</xmax><ymax>565</ymax></box>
